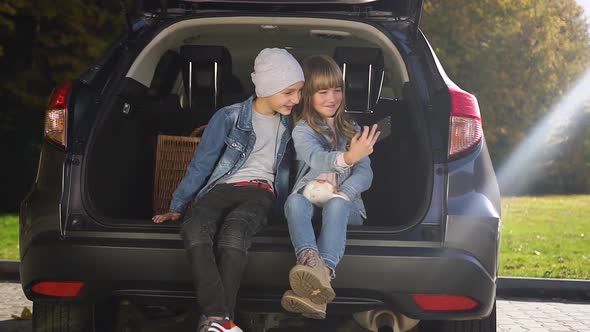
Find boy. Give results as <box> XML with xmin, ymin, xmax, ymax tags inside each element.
<box><xmin>152</xmin><ymin>48</ymin><xmax>304</xmax><ymax>332</ymax></box>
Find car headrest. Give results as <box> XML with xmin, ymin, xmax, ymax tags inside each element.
<box><xmin>150</xmin><ymin>50</ymin><xmax>183</xmax><ymax>97</ymax></box>
<box><xmin>180</xmin><ymin>45</ymin><xmax>234</xmax><ymax>110</ymax></box>
<box><xmin>333</xmin><ymin>47</ymin><xmax>384</xmax><ymax>113</ymax></box>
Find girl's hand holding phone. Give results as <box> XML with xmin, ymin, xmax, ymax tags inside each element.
<box><xmin>343</xmin><ymin>124</ymin><xmax>380</xmax><ymax>165</ymax></box>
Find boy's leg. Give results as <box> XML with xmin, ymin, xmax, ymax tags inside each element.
<box><xmin>317</xmin><ymin>197</ymin><xmax>361</xmax><ymax>275</ymax></box>
<box><xmin>215</xmin><ymin>186</ymin><xmax>275</xmax><ymax>318</ymax></box>
<box><xmin>181</xmin><ymin>184</ymin><xmax>238</xmax><ymax>318</ymax></box>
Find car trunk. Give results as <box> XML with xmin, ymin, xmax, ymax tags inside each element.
<box><xmin>83</xmin><ymin>15</ymin><xmax>433</xmax><ymax>230</ymax></box>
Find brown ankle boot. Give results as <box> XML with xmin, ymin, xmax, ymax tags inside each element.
<box><xmin>289</xmin><ymin>250</ymin><xmax>335</xmax><ymax>304</ymax></box>
<box><xmin>281</xmin><ymin>290</ymin><xmax>326</xmax><ymax>319</ymax></box>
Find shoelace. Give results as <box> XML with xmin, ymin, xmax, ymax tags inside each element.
<box><xmin>208</xmin><ymin>321</ymin><xmax>236</xmax><ymax>331</ymax></box>
<box><xmin>199</xmin><ymin>315</ymin><xmax>240</xmax><ymax>332</ymax></box>
<box><xmin>297</xmin><ymin>249</ymin><xmax>320</xmax><ymax>268</ymax></box>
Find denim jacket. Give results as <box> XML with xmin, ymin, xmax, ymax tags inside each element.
<box><xmin>290</xmin><ymin>120</ymin><xmax>373</xmax><ymax>218</ymax></box>
<box><xmin>170</xmin><ymin>96</ymin><xmax>293</xmax><ymax>214</ymax></box>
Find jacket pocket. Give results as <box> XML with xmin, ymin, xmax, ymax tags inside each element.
<box><xmin>225</xmin><ymin>136</ymin><xmax>246</xmax><ymax>152</ymax></box>
<box><xmin>219</xmin><ymin>136</ymin><xmax>246</xmax><ymax>167</ymax></box>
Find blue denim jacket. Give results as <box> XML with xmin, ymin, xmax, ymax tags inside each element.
<box><xmin>170</xmin><ymin>96</ymin><xmax>293</xmax><ymax>214</ymax></box>
<box><xmin>290</xmin><ymin>120</ymin><xmax>373</xmax><ymax>218</ymax></box>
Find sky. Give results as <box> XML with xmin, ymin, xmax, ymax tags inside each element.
<box><xmin>578</xmin><ymin>0</ymin><xmax>590</xmax><ymax>20</ymax></box>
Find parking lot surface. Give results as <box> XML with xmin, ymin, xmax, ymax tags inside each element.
<box><xmin>2</xmin><ymin>281</ymin><xmax>589</xmax><ymax>331</ymax></box>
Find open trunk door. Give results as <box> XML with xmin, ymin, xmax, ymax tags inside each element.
<box><xmin>139</xmin><ymin>0</ymin><xmax>423</xmax><ymax>36</ymax></box>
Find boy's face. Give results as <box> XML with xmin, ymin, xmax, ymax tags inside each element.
<box><xmin>264</xmin><ymin>81</ymin><xmax>304</xmax><ymax>116</ymax></box>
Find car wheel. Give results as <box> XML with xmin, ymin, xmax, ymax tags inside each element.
<box><xmin>420</xmin><ymin>304</ymin><xmax>496</xmax><ymax>332</ymax></box>
<box><xmin>33</xmin><ymin>302</ymin><xmax>94</xmax><ymax>332</ymax></box>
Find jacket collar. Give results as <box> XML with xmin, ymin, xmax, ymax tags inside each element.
<box><xmin>237</xmin><ymin>96</ymin><xmax>255</xmax><ymax>131</ymax></box>
<box><xmin>237</xmin><ymin>95</ymin><xmax>294</xmax><ymax>132</ymax></box>
<box><xmin>297</xmin><ymin>119</ymin><xmax>339</xmax><ymax>149</ymax></box>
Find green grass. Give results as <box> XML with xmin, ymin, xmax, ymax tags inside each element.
<box><xmin>1</xmin><ymin>196</ymin><xmax>589</xmax><ymax>279</ymax></box>
<box><xmin>499</xmin><ymin>195</ymin><xmax>590</xmax><ymax>279</ymax></box>
<box><xmin>0</xmin><ymin>214</ymin><xmax>19</xmax><ymax>260</ymax></box>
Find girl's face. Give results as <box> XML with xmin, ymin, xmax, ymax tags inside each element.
<box><xmin>311</xmin><ymin>86</ymin><xmax>343</xmax><ymax>119</ymax></box>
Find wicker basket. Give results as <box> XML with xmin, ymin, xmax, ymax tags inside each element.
<box><xmin>153</xmin><ymin>126</ymin><xmax>206</xmax><ymax>215</ymax></box>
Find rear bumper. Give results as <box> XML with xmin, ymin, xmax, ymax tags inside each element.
<box><xmin>20</xmin><ymin>237</ymin><xmax>495</xmax><ymax>320</ymax></box>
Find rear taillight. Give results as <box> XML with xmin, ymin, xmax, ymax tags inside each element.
<box><xmin>412</xmin><ymin>294</ymin><xmax>479</xmax><ymax>311</ymax></box>
<box><xmin>44</xmin><ymin>81</ymin><xmax>73</xmax><ymax>149</ymax></box>
<box><xmin>31</xmin><ymin>281</ymin><xmax>84</xmax><ymax>297</ymax></box>
<box><xmin>448</xmin><ymin>86</ymin><xmax>482</xmax><ymax>159</ymax></box>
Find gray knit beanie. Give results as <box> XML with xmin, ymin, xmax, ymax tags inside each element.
<box><xmin>251</xmin><ymin>48</ymin><xmax>304</xmax><ymax>97</ymax></box>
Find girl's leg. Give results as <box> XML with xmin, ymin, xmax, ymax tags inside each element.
<box><xmin>285</xmin><ymin>194</ymin><xmax>317</xmax><ymax>257</ymax></box>
<box><xmin>284</xmin><ymin>194</ymin><xmax>335</xmax><ymax>306</ymax></box>
<box><xmin>317</xmin><ymin>197</ymin><xmax>361</xmax><ymax>277</ymax></box>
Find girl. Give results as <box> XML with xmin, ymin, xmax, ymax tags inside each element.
<box><xmin>281</xmin><ymin>55</ymin><xmax>379</xmax><ymax>319</ymax></box>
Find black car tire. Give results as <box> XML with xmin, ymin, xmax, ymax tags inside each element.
<box><xmin>420</xmin><ymin>303</ymin><xmax>496</xmax><ymax>332</ymax></box>
<box><xmin>32</xmin><ymin>302</ymin><xmax>94</xmax><ymax>332</ymax></box>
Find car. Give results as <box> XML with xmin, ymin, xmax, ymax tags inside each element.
<box><xmin>19</xmin><ymin>1</ymin><xmax>501</xmax><ymax>331</ymax></box>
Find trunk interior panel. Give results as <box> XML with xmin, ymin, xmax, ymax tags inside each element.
<box><xmin>84</xmin><ymin>17</ymin><xmax>433</xmax><ymax>229</ymax></box>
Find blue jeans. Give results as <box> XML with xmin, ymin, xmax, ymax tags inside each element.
<box><xmin>285</xmin><ymin>194</ymin><xmax>363</xmax><ymax>274</ymax></box>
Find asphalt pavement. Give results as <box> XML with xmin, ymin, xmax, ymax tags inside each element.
<box><xmin>2</xmin><ymin>281</ymin><xmax>589</xmax><ymax>332</ymax></box>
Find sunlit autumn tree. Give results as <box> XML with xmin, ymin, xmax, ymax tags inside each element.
<box><xmin>422</xmin><ymin>0</ymin><xmax>590</xmax><ymax>192</ymax></box>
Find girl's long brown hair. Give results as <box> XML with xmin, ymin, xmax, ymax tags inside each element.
<box><xmin>296</xmin><ymin>54</ymin><xmax>356</xmax><ymax>147</ymax></box>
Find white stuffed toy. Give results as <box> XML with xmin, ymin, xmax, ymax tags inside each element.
<box><xmin>302</xmin><ymin>180</ymin><xmax>346</xmax><ymax>207</ymax></box>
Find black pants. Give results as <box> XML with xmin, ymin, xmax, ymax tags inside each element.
<box><xmin>180</xmin><ymin>183</ymin><xmax>274</xmax><ymax>318</ymax></box>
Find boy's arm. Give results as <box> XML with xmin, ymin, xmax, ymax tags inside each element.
<box><xmin>292</xmin><ymin>125</ymin><xmax>349</xmax><ymax>174</ymax></box>
<box><xmin>338</xmin><ymin>156</ymin><xmax>373</xmax><ymax>200</ymax></box>
<box><xmin>169</xmin><ymin>110</ymin><xmax>231</xmax><ymax>213</ymax></box>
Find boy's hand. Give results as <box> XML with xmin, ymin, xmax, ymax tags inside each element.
<box><xmin>343</xmin><ymin>124</ymin><xmax>380</xmax><ymax>165</ymax></box>
<box><xmin>152</xmin><ymin>212</ymin><xmax>181</xmax><ymax>224</ymax></box>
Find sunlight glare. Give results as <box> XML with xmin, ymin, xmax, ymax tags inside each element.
<box><xmin>497</xmin><ymin>68</ymin><xmax>590</xmax><ymax>195</ymax></box>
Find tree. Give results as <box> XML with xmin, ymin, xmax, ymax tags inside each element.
<box><xmin>1</xmin><ymin>1</ymin><xmax>127</xmax><ymax>109</ymax></box>
<box><xmin>0</xmin><ymin>1</ymin><xmax>127</xmax><ymax>212</ymax></box>
<box><xmin>421</xmin><ymin>0</ymin><xmax>590</xmax><ymax>194</ymax></box>
<box><xmin>536</xmin><ymin>108</ymin><xmax>590</xmax><ymax>194</ymax></box>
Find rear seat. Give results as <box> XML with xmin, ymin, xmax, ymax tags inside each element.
<box><xmin>334</xmin><ymin>47</ymin><xmax>415</xmax><ymax>225</ymax></box>
<box><xmin>117</xmin><ymin>50</ymin><xmax>191</xmax><ymax>136</ymax></box>
<box><xmin>180</xmin><ymin>45</ymin><xmax>246</xmax><ymax>126</ymax></box>
<box><xmin>101</xmin><ymin>46</ymin><xmax>247</xmax><ymax>217</ymax></box>
<box><xmin>334</xmin><ymin>47</ymin><xmax>384</xmax><ymax>115</ymax></box>
<box><xmin>333</xmin><ymin>47</ymin><xmax>392</xmax><ymax>139</ymax></box>
<box><xmin>146</xmin><ymin>49</ymin><xmax>193</xmax><ymax>135</ymax></box>
<box><xmin>120</xmin><ymin>46</ymin><xmax>246</xmax><ymax>136</ymax></box>
<box><xmin>149</xmin><ymin>49</ymin><xmax>184</xmax><ymax>101</ymax></box>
